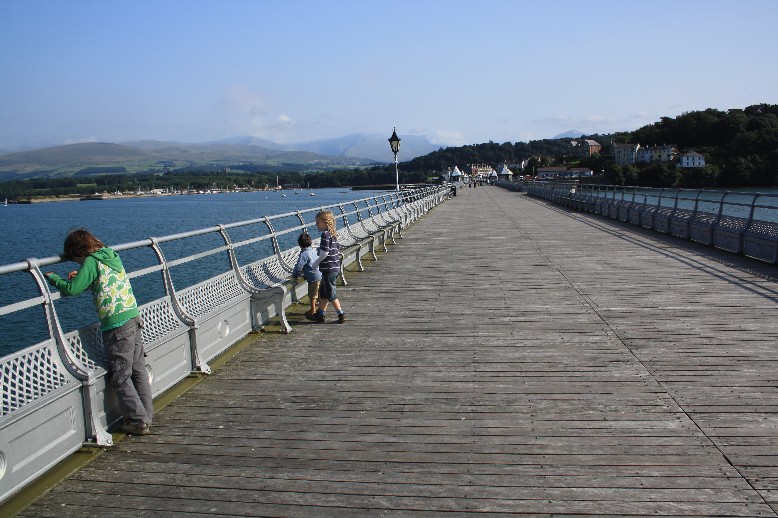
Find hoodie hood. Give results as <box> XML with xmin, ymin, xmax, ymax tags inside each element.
<box><xmin>89</xmin><ymin>247</ymin><xmax>124</xmax><ymax>273</ymax></box>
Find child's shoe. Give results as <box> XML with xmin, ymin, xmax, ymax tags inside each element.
<box><xmin>120</xmin><ymin>420</ymin><xmax>150</xmax><ymax>435</ymax></box>
<box><xmin>304</xmin><ymin>309</ymin><xmax>317</xmax><ymax>321</ymax></box>
<box><xmin>337</xmin><ymin>313</ymin><xmax>346</xmax><ymax>324</ymax></box>
<box><xmin>315</xmin><ymin>311</ymin><xmax>326</xmax><ymax>323</ymax></box>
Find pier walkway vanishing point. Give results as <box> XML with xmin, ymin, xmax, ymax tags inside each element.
<box><xmin>17</xmin><ymin>185</ymin><xmax>778</xmax><ymax>517</ymax></box>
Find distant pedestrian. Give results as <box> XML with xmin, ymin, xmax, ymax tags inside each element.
<box><xmin>292</xmin><ymin>232</ymin><xmax>322</xmax><ymax>319</ymax></box>
<box><xmin>309</xmin><ymin>210</ymin><xmax>346</xmax><ymax>323</ymax></box>
<box><xmin>45</xmin><ymin>228</ymin><xmax>153</xmax><ymax>435</ymax></box>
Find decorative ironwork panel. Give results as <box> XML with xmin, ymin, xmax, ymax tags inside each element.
<box><xmin>64</xmin><ymin>325</ymin><xmax>105</xmax><ymax>370</ymax></box>
<box><xmin>140</xmin><ymin>298</ymin><xmax>188</xmax><ymax>349</ymax></box>
<box><xmin>177</xmin><ymin>272</ymin><xmax>247</xmax><ymax>319</ymax></box>
<box><xmin>1</xmin><ymin>345</ymin><xmax>71</xmax><ymax>416</ymax></box>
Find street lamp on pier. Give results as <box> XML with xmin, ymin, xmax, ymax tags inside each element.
<box><xmin>388</xmin><ymin>127</ymin><xmax>401</xmax><ymax>192</ymax></box>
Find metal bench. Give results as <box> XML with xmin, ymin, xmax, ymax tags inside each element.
<box><xmin>743</xmin><ymin>219</ymin><xmax>778</xmax><ymax>264</ymax></box>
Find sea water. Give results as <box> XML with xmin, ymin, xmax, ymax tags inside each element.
<box><xmin>0</xmin><ymin>188</ymin><xmax>390</xmax><ymax>356</ymax></box>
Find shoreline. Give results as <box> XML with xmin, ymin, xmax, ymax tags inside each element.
<box><xmin>12</xmin><ymin>185</ymin><xmax>399</xmax><ymax>204</ymax></box>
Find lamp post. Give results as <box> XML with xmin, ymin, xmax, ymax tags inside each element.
<box><xmin>388</xmin><ymin>127</ymin><xmax>401</xmax><ymax>192</ymax></box>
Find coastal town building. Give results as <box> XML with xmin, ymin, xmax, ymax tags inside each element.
<box><xmin>613</xmin><ymin>143</ymin><xmax>640</xmax><ymax>165</ymax></box>
<box><xmin>570</xmin><ymin>139</ymin><xmax>602</xmax><ymax>157</ymax></box>
<box><xmin>536</xmin><ymin>167</ymin><xmax>568</xmax><ymax>179</ymax></box>
<box><xmin>637</xmin><ymin>144</ymin><xmax>676</xmax><ymax>163</ymax></box>
<box><xmin>469</xmin><ymin>163</ymin><xmax>495</xmax><ymax>177</ymax></box>
<box><xmin>445</xmin><ymin>166</ymin><xmax>464</xmax><ymax>181</ymax></box>
<box><xmin>497</xmin><ymin>164</ymin><xmax>514</xmax><ymax>181</ymax></box>
<box><xmin>615</xmin><ymin>142</ymin><xmax>677</xmax><ymax>165</ymax></box>
<box><xmin>536</xmin><ymin>166</ymin><xmax>592</xmax><ymax>179</ymax></box>
<box><xmin>679</xmin><ymin>151</ymin><xmax>706</xmax><ymax>168</ymax></box>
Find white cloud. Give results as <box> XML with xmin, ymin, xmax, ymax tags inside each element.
<box><xmin>430</xmin><ymin>130</ymin><xmax>467</xmax><ymax>147</ymax></box>
<box><xmin>63</xmin><ymin>136</ymin><xmax>98</xmax><ymax>145</ymax></box>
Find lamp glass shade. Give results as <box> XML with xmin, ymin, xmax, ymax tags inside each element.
<box><xmin>388</xmin><ymin>129</ymin><xmax>401</xmax><ymax>154</ymax></box>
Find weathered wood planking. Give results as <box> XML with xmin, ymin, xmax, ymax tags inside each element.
<box><xmin>19</xmin><ymin>186</ymin><xmax>778</xmax><ymax>517</ymax></box>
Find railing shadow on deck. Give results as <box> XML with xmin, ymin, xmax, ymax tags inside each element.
<box><xmin>521</xmin><ymin>194</ymin><xmax>778</xmax><ymax>305</ymax></box>
<box><xmin>0</xmin><ymin>185</ymin><xmax>454</xmax><ymax>504</ymax></box>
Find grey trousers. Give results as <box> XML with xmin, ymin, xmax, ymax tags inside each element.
<box><xmin>103</xmin><ymin>316</ymin><xmax>154</xmax><ymax>424</ymax></box>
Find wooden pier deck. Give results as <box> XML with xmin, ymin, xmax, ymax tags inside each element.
<box><xmin>18</xmin><ymin>186</ymin><xmax>778</xmax><ymax>517</ymax></box>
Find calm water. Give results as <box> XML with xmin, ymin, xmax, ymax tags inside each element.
<box><xmin>0</xmin><ymin>188</ymin><xmax>391</xmax><ymax>356</ymax></box>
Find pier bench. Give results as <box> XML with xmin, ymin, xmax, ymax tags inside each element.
<box><xmin>173</xmin><ymin>270</ymin><xmax>253</xmax><ymax>368</ymax></box>
<box><xmin>669</xmin><ymin>208</ymin><xmax>695</xmax><ymax>239</ymax></box>
<box><xmin>0</xmin><ymin>340</ymin><xmax>83</xmax><ymax>502</ymax></box>
<box><xmin>712</xmin><ymin>215</ymin><xmax>749</xmax><ymax>254</ymax></box>
<box><xmin>618</xmin><ymin>198</ymin><xmax>634</xmax><ymax>222</ymax></box>
<box><xmin>743</xmin><ymin>219</ymin><xmax>778</xmax><ymax>264</ymax></box>
<box><xmin>639</xmin><ymin>203</ymin><xmax>661</xmax><ymax>229</ymax></box>
<box><xmin>239</xmin><ymin>247</ymin><xmax>301</xmax><ymax>335</ymax></box>
<box><xmin>688</xmin><ymin>212</ymin><xmax>718</xmax><ymax>246</ymax></box>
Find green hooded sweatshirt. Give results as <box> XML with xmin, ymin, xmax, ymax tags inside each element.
<box><xmin>46</xmin><ymin>247</ymin><xmax>140</xmax><ymax>331</ymax></box>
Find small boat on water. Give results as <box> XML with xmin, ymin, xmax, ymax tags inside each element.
<box><xmin>309</xmin><ymin>192</ymin><xmax>316</xmax><ymax>196</ymax></box>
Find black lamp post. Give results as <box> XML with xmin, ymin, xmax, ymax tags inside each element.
<box><xmin>388</xmin><ymin>128</ymin><xmax>401</xmax><ymax>192</ymax></box>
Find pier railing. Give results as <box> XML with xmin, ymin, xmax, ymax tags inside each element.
<box><xmin>524</xmin><ymin>181</ymin><xmax>778</xmax><ymax>264</ymax></box>
<box><xmin>0</xmin><ymin>185</ymin><xmax>452</xmax><ymax>503</ymax></box>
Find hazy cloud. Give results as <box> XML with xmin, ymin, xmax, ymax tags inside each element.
<box><xmin>430</xmin><ymin>130</ymin><xmax>467</xmax><ymax>147</ymax></box>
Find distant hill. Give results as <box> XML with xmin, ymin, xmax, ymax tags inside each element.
<box><xmin>282</xmin><ymin>133</ymin><xmax>438</xmax><ymax>162</ymax></box>
<box><xmin>552</xmin><ymin>129</ymin><xmax>586</xmax><ymax>139</ymax></box>
<box><xmin>0</xmin><ymin>142</ymin><xmax>152</xmax><ymax>168</ymax></box>
<box><xmin>0</xmin><ymin>133</ymin><xmax>438</xmax><ymax>180</ymax></box>
<box><xmin>209</xmin><ymin>133</ymin><xmax>438</xmax><ymax>162</ymax></box>
<box><xmin>0</xmin><ymin>140</ymin><xmax>380</xmax><ymax>180</ymax></box>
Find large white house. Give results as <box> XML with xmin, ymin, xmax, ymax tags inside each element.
<box><xmin>679</xmin><ymin>151</ymin><xmax>706</xmax><ymax>168</ymax></box>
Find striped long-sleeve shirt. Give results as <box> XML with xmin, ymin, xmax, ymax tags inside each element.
<box><xmin>318</xmin><ymin>230</ymin><xmax>340</xmax><ymax>273</ymax></box>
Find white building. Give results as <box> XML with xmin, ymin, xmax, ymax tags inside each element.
<box><xmin>497</xmin><ymin>164</ymin><xmax>514</xmax><ymax>181</ymax></box>
<box><xmin>679</xmin><ymin>151</ymin><xmax>706</xmax><ymax>168</ymax></box>
<box><xmin>613</xmin><ymin>143</ymin><xmax>640</xmax><ymax>165</ymax></box>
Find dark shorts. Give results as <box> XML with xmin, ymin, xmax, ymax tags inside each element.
<box><xmin>318</xmin><ymin>271</ymin><xmax>338</xmax><ymax>302</ymax></box>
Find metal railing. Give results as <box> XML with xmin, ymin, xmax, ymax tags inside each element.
<box><xmin>523</xmin><ymin>181</ymin><xmax>778</xmax><ymax>264</ymax></box>
<box><xmin>0</xmin><ymin>185</ymin><xmax>452</xmax><ymax>503</ymax></box>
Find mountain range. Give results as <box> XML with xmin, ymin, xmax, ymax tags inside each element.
<box><xmin>0</xmin><ymin>134</ymin><xmax>440</xmax><ymax>180</ymax></box>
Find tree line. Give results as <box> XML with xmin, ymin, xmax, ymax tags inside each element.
<box><xmin>2</xmin><ymin>103</ymin><xmax>775</xmax><ymax>199</ymax></box>
<box><xmin>0</xmin><ymin>167</ymin><xmax>431</xmax><ymax>200</ymax></box>
<box><xmin>395</xmin><ymin>103</ymin><xmax>778</xmax><ymax>188</ymax></box>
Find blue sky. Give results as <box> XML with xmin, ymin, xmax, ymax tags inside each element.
<box><xmin>1</xmin><ymin>0</ymin><xmax>777</xmax><ymax>151</ymax></box>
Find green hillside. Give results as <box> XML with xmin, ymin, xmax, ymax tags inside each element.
<box><xmin>398</xmin><ymin>103</ymin><xmax>778</xmax><ymax>188</ymax></box>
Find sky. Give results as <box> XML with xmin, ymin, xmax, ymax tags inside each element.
<box><xmin>1</xmin><ymin>0</ymin><xmax>777</xmax><ymax>152</ymax></box>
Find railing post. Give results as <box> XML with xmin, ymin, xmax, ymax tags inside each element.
<box><xmin>26</xmin><ymin>259</ymin><xmax>113</xmax><ymax>447</ymax></box>
<box><xmin>692</xmin><ymin>189</ymin><xmax>703</xmax><ymax>217</ymax></box>
<box><xmin>714</xmin><ymin>191</ymin><xmax>728</xmax><ymax>226</ymax></box>
<box><xmin>262</xmin><ymin>216</ymin><xmax>293</xmax><ymax>273</ymax></box>
<box><xmin>148</xmin><ymin>239</ymin><xmax>208</xmax><ymax>374</ymax></box>
<box><xmin>745</xmin><ymin>194</ymin><xmax>759</xmax><ymax>229</ymax></box>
